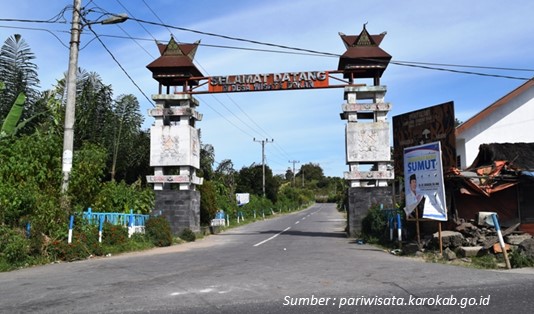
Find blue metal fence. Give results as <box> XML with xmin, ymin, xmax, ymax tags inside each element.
<box><xmin>82</xmin><ymin>208</ymin><xmax>149</xmax><ymax>227</ymax></box>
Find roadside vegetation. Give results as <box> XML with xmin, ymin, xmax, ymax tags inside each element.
<box><xmin>0</xmin><ymin>34</ymin><xmax>346</xmax><ymax>272</ymax></box>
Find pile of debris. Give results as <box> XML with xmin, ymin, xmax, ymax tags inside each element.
<box><xmin>422</xmin><ymin>216</ymin><xmax>534</xmax><ymax>261</ymax></box>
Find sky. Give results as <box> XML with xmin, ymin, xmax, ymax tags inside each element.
<box><xmin>2</xmin><ymin>0</ymin><xmax>534</xmax><ymax>177</ymax></box>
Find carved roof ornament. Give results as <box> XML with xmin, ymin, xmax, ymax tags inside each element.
<box><xmin>354</xmin><ymin>23</ymin><xmax>375</xmax><ymax>46</ymax></box>
<box><xmin>338</xmin><ymin>24</ymin><xmax>392</xmax><ymax>84</ymax></box>
<box><xmin>146</xmin><ymin>36</ymin><xmax>203</xmax><ymax>89</ymax></box>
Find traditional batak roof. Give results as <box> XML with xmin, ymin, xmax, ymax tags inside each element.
<box><xmin>146</xmin><ymin>37</ymin><xmax>203</xmax><ymax>87</ymax></box>
<box><xmin>337</xmin><ymin>24</ymin><xmax>392</xmax><ymax>80</ymax></box>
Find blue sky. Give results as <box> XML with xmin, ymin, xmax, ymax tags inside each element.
<box><xmin>2</xmin><ymin>0</ymin><xmax>534</xmax><ymax>177</ymax></box>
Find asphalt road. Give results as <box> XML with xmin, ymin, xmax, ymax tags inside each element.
<box><xmin>1</xmin><ymin>203</ymin><xmax>534</xmax><ymax>313</ymax></box>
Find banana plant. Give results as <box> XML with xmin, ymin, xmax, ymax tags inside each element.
<box><xmin>1</xmin><ymin>91</ymin><xmax>26</xmax><ymax>138</ymax></box>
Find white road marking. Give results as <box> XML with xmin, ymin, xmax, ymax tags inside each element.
<box><xmin>295</xmin><ymin>221</ymin><xmax>300</xmax><ymax>224</ymax></box>
<box><xmin>253</xmin><ymin>227</ymin><xmax>291</xmax><ymax>247</ymax></box>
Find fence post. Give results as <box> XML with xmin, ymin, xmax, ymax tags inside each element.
<box><xmin>396</xmin><ymin>213</ymin><xmax>402</xmax><ymax>247</ymax></box>
<box><xmin>389</xmin><ymin>216</ymin><xmax>394</xmax><ymax>241</ymax></box>
<box><xmin>128</xmin><ymin>214</ymin><xmax>134</xmax><ymax>238</ymax></box>
<box><xmin>68</xmin><ymin>215</ymin><xmax>74</xmax><ymax>244</ymax></box>
<box><xmin>99</xmin><ymin>216</ymin><xmax>104</xmax><ymax>243</ymax></box>
<box><xmin>86</xmin><ymin>207</ymin><xmax>92</xmax><ymax>224</ymax></box>
<box><xmin>26</xmin><ymin>222</ymin><xmax>31</xmax><ymax>239</ymax></box>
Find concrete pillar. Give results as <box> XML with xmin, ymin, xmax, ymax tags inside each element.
<box><xmin>147</xmin><ymin>93</ymin><xmax>203</xmax><ymax>234</ymax></box>
<box><xmin>341</xmin><ymin>85</ymin><xmax>394</xmax><ymax>236</ymax></box>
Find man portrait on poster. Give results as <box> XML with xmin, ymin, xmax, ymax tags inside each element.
<box><xmin>405</xmin><ymin>173</ymin><xmax>423</xmax><ymax>218</ymax></box>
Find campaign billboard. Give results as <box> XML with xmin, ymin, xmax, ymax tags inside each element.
<box><xmin>403</xmin><ymin>142</ymin><xmax>447</xmax><ymax>221</ymax></box>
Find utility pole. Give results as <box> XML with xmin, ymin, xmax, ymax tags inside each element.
<box><xmin>254</xmin><ymin>138</ymin><xmax>274</xmax><ymax>197</ymax></box>
<box><xmin>288</xmin><ymin>160</ymin><xmax>300</xmax><ymax>187</ymax></box>
<box><xmin>61</xmin><ymin>0</ymin><xmax>82</xmax><ymax>194</ymax></box>
<box><xmin>61</xmin><ymin>0</ymin><xmax>127</xmax><ymax>195</ymax></box>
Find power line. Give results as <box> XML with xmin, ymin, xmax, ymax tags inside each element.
<box><xmin>128</xmin><ymin>17</ymin><xmax>338</xmax><ymax>58</ymax></box>
<box><xmin>4</xmin><ymin>10</ymin><xmax>534</xmax><ymax>79</ymax></box>
<box><xmin>389</xmin><ymin>60</ymin><xmax>532</xmax><ymax>81</ymax></box>
<box><xmin>115</xmin><ymin>0</ymin><xmax>157</xmax><ymax>41</ymax></box>
<box><xmin>127</xmin><ymin>1</ymin><xmax>296</xmax><ymax>163</ymax></box>
<box><xmin>83</xmin><ymin>21</ymin><xmax>154</xmax><ymax>106</ymax></box>
<box><xmin>201</xmin><ymin>98</ymin><xmax>257</xmax><ymax>139</ymax></box>
<box><xmin>126</xmin><ymin>16</ymin><xmax>534</xmax><ymax>81</ymax></box>
<box><xmin>5</xmin><ymin>17</ymin><xmax>532</xmax><ymax>81</ymax></box>
<box><xmin>0</xmin><ymin>25</ymin><xmax>69</xmax><ymax>48</ymax></box>
<box><xmin>392</xmin><ymin>60</ymin><xmax>534</xmax><ymax>73</ymax></box>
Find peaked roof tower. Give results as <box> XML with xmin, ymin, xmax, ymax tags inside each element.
<box><xmin>337</xmin><ymin>24</ymin><xmax>392</xmax><ymax>85</ymax></box>
<box><xmin>146</xmin><ymin>37</ymin><xmax>203</xmax><ymax>92</ymax></box>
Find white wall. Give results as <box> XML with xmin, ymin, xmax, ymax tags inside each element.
<box><xmin>457</xmin><ymin>86</ymin><xmax>534</xmax><ymax>168</ymax></box>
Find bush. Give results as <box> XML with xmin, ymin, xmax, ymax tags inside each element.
<box><xmin>102</xmin><ymin>223</ymin><xmax>128</xmax><ymax>246</ymax></box>
<box><xmin>361</xmin><ymin>205</ymin><xmax>387</xmax><ymax>242</ymax></box>
<box><xmin>0</xmin><ymin>227</ymin><xmax>30</xmax><ymax>265</ymax></box>
<box><xmin>145</xmin><ymin>216</ymin><xmax>173</xmax><ymax>247</ymax></box>
<box><xmin>510</xmin><ymin>249</ymin><xmax>534</xmax><ymax>268</ymax></box>
<box><xmin>179</xmin><ymin>228</ymin><xmax>196</xmax><ymax>242</ymax></box>
<box><xmin>75</xmin><ymin>222</ymin><xmax>104</xmax><ymax>256</ymax></box>
<box><xmin>47</xmin><ymin>239</ymin><xmax>91</xmax><ymax>262</ymax></box>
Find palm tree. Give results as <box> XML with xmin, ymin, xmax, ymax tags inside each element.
<box><xmin>110</xmin><ymin>94</ymin><xmax>143</xmax><ymax>181</ymax></box>
<box><xmin>0</xmin><ymin>34</ymin><xmax>39</xmax><ymax>121</ymax></box>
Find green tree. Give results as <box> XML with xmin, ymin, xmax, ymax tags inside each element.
<box><xmin>121</xmin><ymin>130</ymin><xmax>151</xmax><ymax>183</ymax></box>
<box><xmin>236</xmin><ymin>163</ymin><xmax>279</xmax><ymax>203</ymax></box>
<box><xmin>54</xmin><ymin>69</ymin><xmax>114</xmax><ymax>149</ymax></box>
<box><xmin>110</xmin><ymin>94</ymin><xmax>144</xmax><ymax>181</ymax></box>
<box><xmin>75</xmin><ymin>71</ymin><xmax>114</xmax><ymax>149</ymax></box>
<box><xmin>0</xmin><ymin>34</ymin><xmax>41</xmax><ymax>133</ymax></box>
<box><xmin>296</xmin><ymin>163</ymin><xmax>324</xmax><ymax>184</ymax></box>
<box><xmin>199</xmin><ymin>143</ymin><xmax>215</xmax><ymax>180</ymax></box>
<box><xmin>214</xmin><ymin>159</ymin><xmax>236</xmax><ymax>193</ymax></box>
<box><xmin>198</xmin><ymin>180</ymin><xmax>217</xmax><ymax>225</ymax></box>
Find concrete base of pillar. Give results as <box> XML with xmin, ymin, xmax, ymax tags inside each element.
<box><xmin>347</xmin><ymin>186</ymin><xmax>393</xmax><ymax>238</ymax></box>
<box><xmin>153</xmin><ymin>190</ymin><xmax>200</xmax><ymax>235</ymax></box>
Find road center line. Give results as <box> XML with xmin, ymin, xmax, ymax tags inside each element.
<box><xmin>253</xmin><ymin>227</ymin><xmax>291</xmax><ymax>247</ymax></box>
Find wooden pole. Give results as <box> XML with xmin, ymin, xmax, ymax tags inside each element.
<box><xmin>438</xmin><ymin>222</ymin><xmax>443</xmax><ymax>256</ymax></box>
<box><xmin>415</xmin><ymin>207</ymin><xmax>421</xmax><ymax>247</ymax></box>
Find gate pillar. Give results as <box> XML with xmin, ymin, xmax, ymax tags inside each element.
<box><xmin>147</xmin><ymin>94</ymin><xmax>203</xmax><ymax>234</ymax></box>
<box><xmin>337</xmin><ymin>25</ymin><xmax>394</xmax><ymax>237</ymax></box>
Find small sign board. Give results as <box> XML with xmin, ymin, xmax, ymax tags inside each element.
<box><xmin>236</xmin><ymin>193</ymin><xmax>250</xmax><ymax>206</ymax></box>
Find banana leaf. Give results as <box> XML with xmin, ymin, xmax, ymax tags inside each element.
<box><xmin>1</xmin><ymin>92</ymin><xmax>26</xmax><ymax>137</ymax></box>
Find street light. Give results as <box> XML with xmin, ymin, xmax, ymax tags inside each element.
<box><xmin>61</xmin><ymin>0</ymin><xmax>128</xmax><ymax>194</ymax></box>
